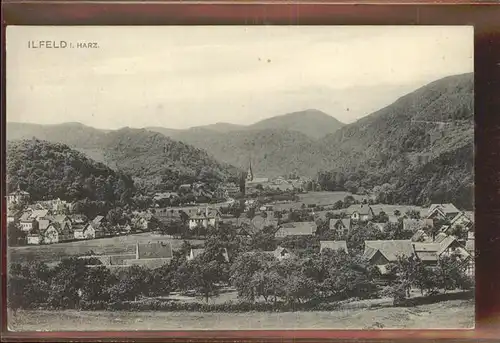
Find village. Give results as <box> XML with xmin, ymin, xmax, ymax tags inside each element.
<box><xmin>7</xmin><ymin>159</ymin><xmax>475</xmax><ymax>279</ymax></box>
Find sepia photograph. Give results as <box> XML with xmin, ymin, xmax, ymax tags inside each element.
<box><xmin>5</xmin><ymin>25</ymin><xmax>474</xmax><ymax>331</ymax></box>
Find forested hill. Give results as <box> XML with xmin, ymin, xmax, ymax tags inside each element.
<box><xmin>317</xmin><ymin>72</ymin><xmax>474</xmax><ymax>209</ymax></box>
<box><xmin>99</xmin><ymin>128</ymin><xmax>240</xmax><ymax>191</ymax></box>
<box><xmin>6</xmin><ymin>127</ymin><xmax>240</xmax><ymax>193</ymax></box>
<box><xmin>6</xmin><ymin>139</ymin><xmax>135</xmax><ymax>203</ymax></box>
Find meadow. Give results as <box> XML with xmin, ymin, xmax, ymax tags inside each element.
<box><xmin>8</xmin><ymin>299</ymin><xmax>474</xmax><ymax>330</ymax></box>
<box><xmin>8</xmin><ymin>233</ymin><xmax>203</xmax><ymax>264</ymax></box>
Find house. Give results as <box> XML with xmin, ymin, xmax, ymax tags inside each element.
<box><xmin>153</xmin><ymin>192</ymin><xmax>179</xmax><ymax>203</ymax></box>
<box><xmin>82</xmin><ymin>216</ymin><xmax>106</xmax><ymax>238</ymax></box>
<box><xmin>387</xmin><ymin>215</ymin><xmax>399</xmax><ymax>224</ymax></box>
<box><xmin>427</xmin><ymin>203</ymin><xmax>460</xmax><ymax>220</ymax></box>
<box><xmin>73</xmin><ymin>225</ymin><xmax>86</xmax><ymax>240</ymax></box>
<box><xmin>27</xmin><ymin>233</ymin><xmax>42</xmax><ymax>245</ymax></box>
<box><xmin>132</xmin><ymin>215</ymin><xmax>152</xmax><ymax>232</ymax></box>
<box><xmin>136</xmin><ymin>241</ymin><xmax>173</xmax><ymax>259</ymax></box>
<box><xmin>120</xmin><ymin>241</ymin><xmax>174</xmax><ymax>268</ymax></box>
<box><xmin>320</xmin><ymin>240</ymin><xmax>349</xmax><ymax>254</ymax></box>
<box><xmin>34</xmin><ymin>198</ymin><xmax>72</xmax><ymax>214</ymax></box>
<box><xmin>345</xmin><ymin>205</ymin><xmax>375</xmax><ymax>222</ymax></box>
<box><xmin>7</xmin><ymin>186</ymin><xmax>30</xmax><ymax>206</ymax></box>
<box><xmin>19</xmin><ymin>212</ymin><xmax>38</xmax><ymax>232</ymax></box>
<box><xmin>42</xmin><ymin>223</ymin><xmax>60</xmax><ymax>244</ymax></box>
<box><xmin>188</xmin><ymin>207</ymin><xmax>220</xmax><ymax>229</ymax></box>
<box><xmin>410</xmin><ymin>229</ymin><xmax>432</xmax><ymax>243</ymax></box>
<box><xmin>215</xmin><ymin>183</ymin><xmax>240</xmax><ymax>199</ymax></box>
<box><xmin>187</xmin><ymin>248</ymin><xmax>206</xmax><ymax>261</ymax></box>
<box><xmin>413</xmin><ymin>235</ymin><xmax>470</xmax><ymax>265</ymax></box>
<box><xmin>465</xmin><ymin>239</ymin><xmax>474</xmax><ymax>255</ymax></box>
<box><xmin>403</xmin><ymin>218</ymin><xmax>433</xmax><ymax>233</ymax></box>
<box><xmin>186</xmin><ymin>248</ymin><xmax>230</xmax><ymax>262</ymax></box>
<box><xmin>251</xmin><ymin>212</ymin><xmax>279</xmax><ymax>230</ymax></box>
<box><xmin>369</xmin><ymin>222</ymin><xmax>387</xmax><ymax>232</ymax></box>
<box><xmin>178</xmin><ymin>184</ymin><xmax>192</xmax><ymax>193</ymax></box>
<box><xmin>363</xmin><ymin>240</ymin><xmax>415</xmax><ymax>265</ymax></box>
<box><xmin>48</xmin><ymin>215</ymin><xmax>73</xmax><ymax>239</ymax></box>
<box><xmin>329</xmin><ymin>218</ymin><xmax>351</xmax><ymax>236</ymax></box>
<box><xmin>275</xmin><ymin>221</ymin><xmax>317</xmax><ymax>238</ymax></box>
<box><xmin>412</xmin><ymin>242</ymin><xmax>441</xmax><ymax>264</ymax></box>
<box><xmin>74</xmin><ymin>223</ymin><xmax>99</xmax><ymax>240</ymax></box>
<box><xmin>449</xmin><ymin>211</ymin><xmax>474</xmax><ymax>230</ymax></box>
<box><xmin>269</xmin><ymin>246</ymin><xmax>294</xmax><ymax>260</ymax></box>
<box><xmin>70</xmin><ymin>214</ymin><xmax>88</xmax><ymax>225</ymax></box>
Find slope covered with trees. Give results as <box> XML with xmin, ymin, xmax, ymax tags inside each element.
<box><xmin>100</xmin><ymin>128</ymin><xmax>240</xmax><ymax>191</ymax></box>
<box><xmin>317</xmin><ymin>73</ymin><xmax>474</xmax><ymax>209</ymax></box>
<box><xmin>6</xmin><ymin>139</ymin><xmax>135</xmax><ymax>202</ymax></box>
<box><xmin>6</xmin><ymin>127</ymin><xmax>240</xmax><ymax>193</ymax></box>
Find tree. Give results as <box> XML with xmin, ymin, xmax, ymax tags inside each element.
<box><xmin>47</xmin><ymin>257</ymin><xmax>88</xmax><ymax>309</ymax></box>
<box><xmin>175</xmin><ymin>258</ymin><xmax>221</xmax><ymax>303</ymax></box>
<box><xmin>394</xmin><ymin>210</ymin><xmax>401</xmax><ymax>216</ymax></box>
<box><xmin>7</xmin><ymin>221</ymin><xmax>25</xmax><ymax>246</ymax></box>
<box><xmin>405</xmin><ymin>210</ymin><xmax>421</xmax><ymax>220</ymax></box>
<box><xmin>8</xmin><ymin>261</ymin><xmax>51</xmax><ymax>311</ymax></box>
<box><xmin>81</xmin><ymin>266</ymin><xmax>114</xmax><ymax>302</ymax></box>
<box><xmin>108</xmin><ymin>265</ymin><xmax>149</xmax><ymax>302</ymax></box>
<box><xmin>230</xmin><ymin>252</ymin><xmax>277</xmax><ymax>302</ymax></box>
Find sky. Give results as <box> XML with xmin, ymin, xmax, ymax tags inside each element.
<box><xmin>7</xmin><ymin>26</ymin><xmax>473</xmax><ymax>130</ymax></box>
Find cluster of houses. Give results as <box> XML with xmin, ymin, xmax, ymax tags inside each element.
<box><xmin>7</xmin><ymin>189</ymin><xmax>156</xmax><ymax>245</ymax></box>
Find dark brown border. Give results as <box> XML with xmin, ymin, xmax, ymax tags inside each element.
<box><xmin>2</xmin><ymin>2</ymin><xmax>500</xmax><ymax>342</ymax></box>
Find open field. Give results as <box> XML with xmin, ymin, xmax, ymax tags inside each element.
<box><xmin>8</xmin><ymin>233</ymin><xmax>204</xmax><ymax>264</ymax></box>
<box><xmin>273</xmin><ymin>191</ymin><xmax>365</xmax><ymax>211</ymax></box>
<box><xmin>8</xmin><ymin>299</ymin><xmax>474</xmax><ymax>331</ymax></box>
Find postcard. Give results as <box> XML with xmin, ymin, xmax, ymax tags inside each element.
<box><xmin>5</xmin><ymin>25</ymin><xmax>474</xmax><ymax>331</ymax></box>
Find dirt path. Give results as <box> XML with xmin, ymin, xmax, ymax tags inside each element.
<box><xmin>8</xmin><ymin>299</ymin><xmax>474</xmax><ymax>331</ymax></box>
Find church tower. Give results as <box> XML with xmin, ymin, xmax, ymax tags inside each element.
<box><xmin>246</xmin><ymin>157</ymin><xmax>254</xmax><ymax>182</ymax></box>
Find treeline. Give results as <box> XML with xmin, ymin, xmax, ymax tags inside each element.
<box><xmin>317</xmin><ymin>142</ymin><xmax>473</xmax><ymax>210</ymax></box>
<box><xmin>8</xmin><ymin>225</ymin><xmax>473</xmax><ymax>312</ymax></box>
<box><xmin>7</xmin><ymin>139</ymin><xmax>135</xmax><ymax>203</ymax></box>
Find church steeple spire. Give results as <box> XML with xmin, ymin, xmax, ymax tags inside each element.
<box><xmin>246</xmin><ymin>155</ymin><xmax>254</xmax><ymax>182</ymax></box>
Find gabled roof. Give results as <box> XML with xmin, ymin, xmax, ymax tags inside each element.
<box><xmin>320</xmin><ymin>241</ymin><xmax>348</xmax><ymax>253</ymax></box>
<box><xmin>346</xmin><ymin>205</ymin><xmax>374</xmax><ymax>216</ymax></box>
<box><xmin>434</xmin><ymin>232</ymin><xmax>448</xmax><ymax>243</ymax></box>
<box><xmin>411</xmin><ymin>229</ymin><xmax>429</xmax><ymax>242</ymax></box>
<box><xmin>403</xmin><ymin>219</ymin><xmax>432</xmax><ymax>232</ymax></box>
<box><xmin>437</xmin><ymin>236</ymin><xmax>458</xmax><ymax>256</ymax></box>
<box><xmin>387</xmin><ymin>215</ymin><xmax>400</xmax><ymax>223</ymax></box>
<box><xmin>190</xmin><ymin>248</ymin><xmax>205</xmax><ymax>259</ymax></box>
<box><xmin>153</xmin><ymin>192</ymin><xmax>179</xmax><ymax>201</ymax></box>
<box><xmin>329</xmin><ymin>218</ymin><xmax>351</xmax><ymax>231</ymax></box>
<box><xmin>30</xmin><ymin>209</ymin><xmax>49</xmax><ymax>220</ymax></box>
<box><xmin>189</xmin><ymin>248</ymin><xmax>230</xmax><ymax>262</ymax></box>
<box><xmin>370</xmin><ymin>222</ymin><xmax>386</xmax><ymax>232</ymax></box>
<box><xmin>428</xmin><ymin>203</ymin><xmax>460</xmax><ymax>216</ymax></box>
<box><xmin>70</xmin><ymin>214</ymin><xmax>87</xmax><ymax>223</ymax></box>
<box><xmin>276</xmin><ymin>221</ymin><xmax>317</xmax><ymax>236</ymax></box>
<box><xmin>464</xmin><ymin>211</ymin><xmax>475</xmax><ymax>223</ymax></box>
<box><xmin>137</xmin><ymin>241</ymin><xmax>173</xmax><ymax>259</ymax></box>
<box><xmin>413</xmin><ymin>242</ymin><xmax>440</xmax><ymax>261</ymax></box>
<box><xmin>49</xmin><ymin>215</ymin><xmax>69</xmax><ymax>224</ymax></box>
<box><xmin>450</xmin><ymin>212</ymin><xmax>473</xmax><ymax>226</ymax></box>
<box><xmin>251</xmin><ymin>214</ymin><xmax>279</xmax><ymax>231</ymax></box>
<box><xmin>19</xmin><ymin>211</ymin><xmax>33</xmax><ymax>222</ymax></box>
<box><xmin>363</xmin><ymin>240</ymin><xmax>415</xmax><ymax>262</ymax></box>
<box><xmin>272</xmin><ymin>246</ymin><xmax>294</xmax><ymax>259</ymax></box>
<box><xmin>465</xmin><ymin>240</ymin><xmax>474</xmax><ymax>253</ymax></box>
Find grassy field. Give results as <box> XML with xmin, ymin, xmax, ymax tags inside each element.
<box><xmin>8</xmin><ymin>299</ymin><xmax>474</xmax><ymax>331</ymax></box>
<box><xmin>273</xmin><ymin>191</ymin><xmax>365</xmax><ymax>211</ymax></box>
<box><xmin>8</xmin><ymin>233</ymin><xmax>204</xmax><ymax>264</ymax></box>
